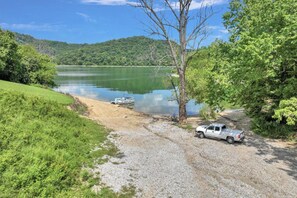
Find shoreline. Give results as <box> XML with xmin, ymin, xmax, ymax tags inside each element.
<box><xmin>57</xmin><ymin>65</ymin><xmax>176</xmax><ymax>68</ymax></box>
<box><xmin>71</xmin><ymin>94</ymin><xmax>199</xmax><ymax>121</ymax></box>
<box><xmin>73</xmin><ymin>94</ymin><xmax>296</xmax><ymax>147</ymax></box>
<box><xmin>74</xmin><ymin>95</ymin><xmax>297</xmax><ymax>197</ymax></box>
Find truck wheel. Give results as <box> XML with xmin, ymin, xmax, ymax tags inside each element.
<box><xmin>226</xmin><ymin>137</ymin><xmax>234</xmax><ymax>144</ymax></box>
<box><xmin>198</xmin><ymin>132</ymin><xmax>205</xmax><ymax>138</ymax></box>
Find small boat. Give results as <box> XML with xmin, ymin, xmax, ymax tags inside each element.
<box><xmin>111</xmin><ymin>97</ymin><xmax>135</xmax><ymax>105</ymax></box>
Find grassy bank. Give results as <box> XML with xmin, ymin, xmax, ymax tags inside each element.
<box><xmin>0</xmin><ymin>80</ymin><xmax>73</xmax><ymax>105</ymax></box>
<box><xmin>0</xmin><ymin>84</ymin><xmax>134</xmax><ymax>197</ymax></box>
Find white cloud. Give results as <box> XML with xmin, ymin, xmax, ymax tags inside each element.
<box><xmin>81</xmin><ymin>0</ymin><xmax>138</xmax><ymax>6</ymax></box>
<box><xmin>189</xmin><ymin>0</ymin><xmax>225</xmax><ymax>10</ymax></box>
<box><xmin>0</xmin><ymin>22</ymin><xmax>60</xmax><ymax>31</ymax></box>
<box><xmin>207</xmin><ymin>25</ymin><xmax>220</xmax><ymax>30</ymax></box>
<box><xmin>76</xmin><ymin>12</ymin><xmax>97</xmax><ymax>23</ymax></box>
<box><xmin>206</xmin><ymin>25</ymin><xmax>229</xmax><ymax>35</ymax></box>
<box><xmin>212</xmin><ymin>34</ymin><xmax>222</xmax><ymax>39</ymax></box>
<box><xmin>219</xmin><ymin>29</ymin><xmax>228</xmax><ymax>34</ymax></box>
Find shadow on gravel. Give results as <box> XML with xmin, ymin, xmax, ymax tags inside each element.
<box><xmin>243</xmin><ymin>135</ymin><xmax>297</xmax><ymax>181</ymax></box>
<box><xmin>217</xmin><ymin>110</ymin><xmax>297</xmax><ymax>181</ymax></box>
<box><xmin>192</xmin><ymin>109</ymin><xmax>297</xmax><ymax>180</ymax></box>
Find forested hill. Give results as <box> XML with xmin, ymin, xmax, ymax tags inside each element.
<box><xmin>14</xmin><ymin>32</ymin><xmax>173</xmax><ymax>66</ymax></box>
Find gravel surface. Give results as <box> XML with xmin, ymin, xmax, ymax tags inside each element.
<box><xmin>77</xmin><ymin>96</ymin><xmax>297</xmax><ymax>198</ymax></box>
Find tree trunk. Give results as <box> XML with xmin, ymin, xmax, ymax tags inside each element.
<box><xmin>178</xmin><ymin>69</ymin><xmax>187</xmax><ymax>123</ymax></box>
<box><xmin>136</xmin><ymin>0</ymin><xmax>213</xmax><ymax>123</ymax></box>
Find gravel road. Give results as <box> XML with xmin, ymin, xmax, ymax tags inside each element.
<box><xmin>77</xmin><ymin>96</ymin><xmax>297</xmax><ymax>198</ymax></box>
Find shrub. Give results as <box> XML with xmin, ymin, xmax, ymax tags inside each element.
<box><xmin>199</xmin><ymin>104</ymin><xmax>217</xmax><ymax>120</ymax></box>
<box><xmin>251</xmin><ymin>116</ymin><xmax>296</xmax><ymax>140</ymax></box>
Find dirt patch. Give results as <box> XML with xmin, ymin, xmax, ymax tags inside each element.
<box><xmin>76</xmin><ymin>96</ymin><xmax>297</xmax><ymax>198</ymax></box>
<box><xmin>75</xmin><ymin>96</ymin><xmax>151</xmax><ymax>131</ymax></box>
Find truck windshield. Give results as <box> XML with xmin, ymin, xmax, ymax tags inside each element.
<box><xmin>222</xmin><ymin>125</ymin><xmax>226</xmax><ymax>130</ymax></box>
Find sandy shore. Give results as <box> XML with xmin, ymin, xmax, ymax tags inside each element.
<box><xmin>76</xmin><ymin>96</ymin><xmax>297</xmax><ymax>198</ymax></box>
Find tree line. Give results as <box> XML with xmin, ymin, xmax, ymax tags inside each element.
<box><xmin>15</xmin><ymin>33</ymin><xmax>174</xmax><ymax>66</ymax></box>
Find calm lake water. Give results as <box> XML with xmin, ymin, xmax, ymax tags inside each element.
<box><xmin>54</xmin><ymin>66</ymin><xmax>202</xmax><ymax>116</ymax></box>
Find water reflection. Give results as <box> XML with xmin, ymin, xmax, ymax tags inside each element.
<box><xmin>55</xmin><ymin>66</ymin><xmax>202</xmax><ymax>116</ymax></box>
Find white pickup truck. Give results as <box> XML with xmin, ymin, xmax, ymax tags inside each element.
<box><xmin>195</xmin><ymin>123</ymin><xmax>245</xmax><ymax>144</ymax></box>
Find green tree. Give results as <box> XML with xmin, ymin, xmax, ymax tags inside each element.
<box><xmin>0</xmin><ymin>29</ymin><xmax>56</xmax><ymax>86</ymax></box>
<box><xmin>0</xmin><ymin>29</ymin><xmax>23</xmax><ymax>82</ymax></box>
<box><xmin>187</xmin><ymin>41</ymin><xmax>231</xmax><ymax>111</ymax></box>
<box><xmin>223</xmin><ymin>0</ymin><xmax>297</xmax><ymax>137</ymax></box>
<box><xmin>274</xmin><ymin>97</ymin><xmax>297</xmax><ymax>126</ymax></box>
<box><xmin>19</xmin><ymin>45</ymin><xmax>56</xmax><ymax>86</ymax></box>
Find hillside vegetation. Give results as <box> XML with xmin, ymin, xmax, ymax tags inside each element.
<box><xmin>15</xmin><ymin>33</ymin><xmax>173</xmax><ymax>66</ymax></box>
<box><xmin>0</xmin><ymin>83</ymin><xmax>135</xmax><ymax>197</ymax></box>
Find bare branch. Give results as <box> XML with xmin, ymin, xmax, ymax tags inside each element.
<box><xmin>135</xmin><ymin>0</ymin><xmax>215</xmax><ymax>122</ymax></box>
<box><xmin>164</xmin><ymin>0</ymin><xmax>180</xmax><ymax>22</ymax></box>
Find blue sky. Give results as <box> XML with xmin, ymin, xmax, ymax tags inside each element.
<box><xmin>0</xmin><ymin>0</ymin><xmax>230</xmax><ymax>45</ymax></box>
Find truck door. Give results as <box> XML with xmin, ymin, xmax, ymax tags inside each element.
<box><xmin>213</xmin><ymin>126</ymin><xmax>221</xmax><ymax>138</ymax></box>
<box><xmin>205</xmin><ymin>126</ymin><xmax>215</xmax><ymax>137</ymax></box>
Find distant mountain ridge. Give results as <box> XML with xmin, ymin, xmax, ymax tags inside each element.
<box><xmin>14</xmin><ymin>32</ymin><xmax>173</xmax><ymax>66</ymax></box>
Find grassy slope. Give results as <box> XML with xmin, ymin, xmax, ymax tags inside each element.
<box><xmin>0</xmin><ymin>80</ymin><xmax>73</xmax><ymax>105</ymax></box>
<box><xmin>0</xmin><ymin>83</ymin><xmax>134</xmax><ymax>197</ymax></box>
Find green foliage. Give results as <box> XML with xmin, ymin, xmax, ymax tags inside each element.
<box><xmin>14</xmin><ymin>32</ymin><xmax>174</xmax><ymax>66</ymax></box>
<box><xmin>0</xmin><ymin>80</ymin><xmax>74</xmax><ymax>105</ymax></box>
<box><xmin>274</xmin><ymin>97</ymin><xmax>297</xmax><ymax>125</ymax></box>
<box><xmin>187</xmin><ymin>0</ymin><xmax>297</xmax><ymax>138</ymax></box>
<box><xmin>251</xmin><ymin>116</ymin><xmax>295</xmax><ymax>139</ymax></box>
<box><xmin>0</xmin><ymin>90</ymin><xmax>119</xmax><ymax>197</ymax></box>
<box><xmin>186</xmin><ymin>48</ymin><xmax>212</xmax><ymax>103</ymax></box>
<box><xmin>198</xmin><ymin>104</ymin><xmax>217</xmax><ymax>120</ymax></box>
<box><xmin>19</xmin><ymin>45</ymin><xmax>56</xmax><ymax>86</ymax></box>
<box><xmin>186</xmin><ymin>41</ymin><xmax>231</xmax><ymax>111</ymax></box>
<box><xmin>0</xmin><ymin>29</ymin><xmax>23</xmax><ymax>82</ymax></box>
<box><xmin>221</xmin><ymin>0</ymin><xmax>297</xmax><ymax>138</ymax></box>
<box><xmin>0</xmin><ymin>29</ymin><xmax>56</xmax><ymax>86</ymax></box>
<box><xmin>0</xmin><ymin>91</ymin><xmax>99</xmax><ymax>196</ymax></box>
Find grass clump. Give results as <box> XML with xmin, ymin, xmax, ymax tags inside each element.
<box><xmin>0</xmin><ymin>90</ymin><xmax>120</xmax><ymax>197</ymax></box>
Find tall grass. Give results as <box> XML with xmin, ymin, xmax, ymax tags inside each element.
<box><xmin>0</xmin><ymin>90</ymin><xmax>115</xmax><ymax>196</ymax></box>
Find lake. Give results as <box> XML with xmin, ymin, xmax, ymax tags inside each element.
<box><xmin>54</xmin><ymin>66</ymin><xmax>202</xmax><ymax>116</ymax></box>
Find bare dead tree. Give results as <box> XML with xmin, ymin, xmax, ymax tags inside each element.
<box><xmin>135</xmin><ymin>0</ymin><xmax>214</xmax><ymax>122</ymax></box>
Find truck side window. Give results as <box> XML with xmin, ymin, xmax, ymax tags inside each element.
<box><xmin>215</xmin><ymin>127</ymin><xmax>220</xmax><ymax>131</ymax></box>
<box><xmin>207</xmin><ymin>126</ymin><xmax>214</xmax><ymax>130</ymax></box>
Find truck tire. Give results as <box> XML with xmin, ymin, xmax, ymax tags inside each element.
<box><xmin>227</xmin><ymin>137</ymin><xmax>234</xmax><ymax>144</ymax></box>
<box><xmin>198</xmin><ymin>132</ymin><xmax>205</xmax><ymax>138</ymax></box>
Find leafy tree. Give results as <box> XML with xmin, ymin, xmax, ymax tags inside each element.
<box><xmin>274</xmin><ymin>97</ymin><xmax>297</xmax><ymax>126</ymax></box>
<box><xmin>19</xmin><ymin>45</ymin><xmax>56</xmax><ymax>86</ymax></box>
<box><xmin>187</xmin><ymin>41</ymin><xmax>231</xmax><ymax>111</ymax></box>
<box><xmin>0</xmin><ymin>29</ymin><xmax>23</xmax><ymax>82</ymax></box>
<box><xmin>223</xmin><ymin>0</ymin><xmax>297</xmax><ymax>137</ymax></box>
<box><xmin>0</xmin><ymin>29</ymin><xmax>56</xmax><ymax>86</ymax></box>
